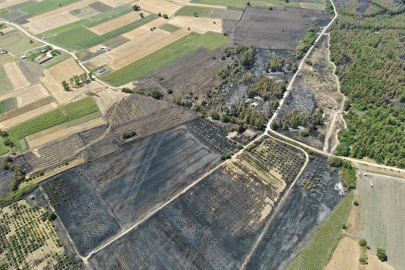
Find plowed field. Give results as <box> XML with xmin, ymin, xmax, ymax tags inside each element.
<box><xmin>135</xmin><ymin>0</ymin><xmax>181</xmax><ymax>16</ymax></box>
<box><xmin>89</xmin><ymin>11</ymin><xmax>150</xmax><ymax>35</ymax></box>
<box><xmin>24</xmin><ymin>12</ymin><xmax>79</xmax><ymax>34</ymax></box>
<box><xmin>48</xmin><ymin>58</ymin><xmax>84</xmax><ymax>82</ymax></box>
<box><xmin>121</xmin><ymin>17</ymin><xmax>166</xmax><ymax>39</ymax></box>
<box><xmin>3</xmin><ymin>62</ymin><xmax>30</xmax><ymax>90</ymax></box>
<box><xmin>170</xmin><ymin>16</ymin><xmax>222</xmax><ymax>34</ymax></box>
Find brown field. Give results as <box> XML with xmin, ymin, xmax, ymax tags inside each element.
<box><xmin>40</xmin><ymin>70</ymin><xmax>69</xmax><ymax>104</ymax></box>
<box><xmin>135</xmin><ymin>0</ymin><xmax>182</xmax><ymax>16</ymax></box>
<box><xmin>88</xmin><ymin>44</ymin><xmax>104</xmax><ymax>53</ymax></box>
<box><xmin>300</xmin><ymin>2</ymin><xmax>325</xmax><ymax>10</ymax></box>
<box><xmin>97</xmin><ymin>0</ymin><xmax>123</xmax><ymax>7</ymax></box>
<box><xmin>3</xmin><ymin>62</ymin><xmax>30</xmax><ymax>90</ymax></box>
<box><xmin>93</xmin><ymin>87</ymin><xmax>123</xmax><ymax>114</ymax></box>
<box><xmin>366</xmin><ymin>254</ymin><xmax>395</xmax><ymax>270</ymax></box>
<box><xmin>48</xmin><ymin>58</ymin><xmax>84</xmax><ymax>82</ymax></box>
<box><xmin>86</xmin><ymin>54</ymin><xmax>114</xmax><ymax>69</ymax></box>
<box><xmin>24</xmin><ymin>12</ymin><xmax>79</xmax><ymax>34</ymax></box>
<box><xmin>0</xmin><ymin>102</ymin><xmax>58</xmax><ymax>130</ymax></box>
<box><xmin>324</xmin><ymin>237</ymin><xmax>360</xmax><ymax>270</ymax></box>
<box><xmin>89</xmin><ymin>11</ymin><xmax>150</xmax><ymax>35</ymax></box>
<box><xmin>26</xmin><ymin>116</ymin><xmax>105</xmax><ymax>148</ymax></box>
<box><xmin>110</xmin><ymin>29</ymin><xmax>188</xmax><ymax>70</ymax></box>
<box><xmin>1</xmin><ymin>27</ymin><xmax>15</xmax><ymax>34</ymax></box>
<box><xmin>170</xmin><ymin>16</ymin><xmax>222</xmax><ymax>34</ymax></box>
<box><xmin>169</xmin><ymin>0</ymin><xmax>190</xmax><ymax>4</ymax></box>
<box><xmin>0</xmin><ymin>83</ymin><xmax>49</xmax><ymax>107</ymax></box>
<box><xmin>0</xmin><ymin>0</ymin><xmax>27</xmax><ymax>9</ymax></box>
<box><xmin>121</xmin><ymin>17</ymin><xmax>166</xmax><ymax>39</ymax></box>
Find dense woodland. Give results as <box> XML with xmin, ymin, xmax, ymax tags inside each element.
<box><xmin>331</xmin><ymin>0</ymin><xmax>405</xmax><ymax>167</ymax></box>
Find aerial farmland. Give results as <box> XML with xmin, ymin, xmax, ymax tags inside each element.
<box><xmin>0</xmin><ymin>0</ymin><xmax>403</xmax><ymax>269</ymax></box>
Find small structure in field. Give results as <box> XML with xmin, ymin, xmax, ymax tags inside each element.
<box><xmin>244</xmin><ymin>129</ymin><xmax>257</xmax><ymax>139</ymax></box>
<box><xmin>36</xmin><ymin>55</ymin><xmax>53</xmax><ymax>64</ymax></box>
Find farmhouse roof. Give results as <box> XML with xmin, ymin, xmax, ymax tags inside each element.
<box><xmin>243</xmin><ymin>129</ymin><xmax>257</xmax><ymax>138</ymax></box>
<box><xmin>36</xmin><ymin>55</ymin><xmax>53</xmax><ymax>64</ymax></box>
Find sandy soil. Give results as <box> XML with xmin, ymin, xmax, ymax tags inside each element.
<box><xmin>170</xmin><ymin>16</ymin><xmax>222</xmax><ymax>34</ymax></box>
<box><xmin>324</xmin><ymin>237</ymin><xmax>361</xmax><ymax>270</ymax></box>
<box><xmin>0</xmin><ymin>102</ymin><xmax>58</xmax><ymax>130</ymax></box>
<box><xmin>135</xmin><ymin>0</ymin><xmax>182</xmax><ymax>16</ymax></box>
<box><xmin>121</xmin><ymin>17</ymin><xmax>166</xmax><ymax>39</ymax></box>
<box><xmin>3</xmin><ymin>62</ymin><xmax>30</xmax><ymax>90</ymax></box>
<box><xmin>0</xmin><ymin>83</ymin><xmax>49</xmax><ymax>107</ymax></box>
<box><xmin>48</xmin><ymin>58</ymin><xmax>85</xmax><ymax>82</ymax></box>
<box><xmin>89</xmin><ymin>11</ymin><xmax>150</xmax><ymax>35</ymax></box>
<box><xmin>27</xmin><ymin>117</ymin><xmax>105</xmax><ymax>148</ymax></box>
<box><xmin>187</xmin><ymin>3</ymin><xmax>227</xmax><ymax>9</ymax></box>
<box><xmin>366</xmin><ymin>253</ymin><xmax>395</xmax><ymax>270</ymax></box>
<box><xmin>24</xmin><ymin>12</ymin><xmax>79</xmax><ymax>34</ymax></box>
<box><xmin>93</xmin><ymin>87</ymin><xmax>123</xmax><ymax>114</ymax></box>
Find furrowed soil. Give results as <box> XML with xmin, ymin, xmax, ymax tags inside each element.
<box><xmin>0</xmin><ymin>157</ymin><xmax>16</xmax><ymax>198</ymax></box>
<box><xmin>234</xmin><ymin>7</ymin><xmax>330</xmax><ymax>49</ymax></box>
<box><xmin>3</xmin><ymin>62</ymin><xmax>30</xmax><ymax>90</ymax></box>
<box><xmin>245</xmin><ymin>153</ymin><xmax>345</xmax><ymax>270</ymax></box>
<box><xmin>24</xmin><ymin>12</ymin><xmax>80</xmax><ymax>35</ymax></box>
<box><xmin>356</xmin><ymin>173</ymin><xmax>405</xmax><ymax>270</ymax></box>
<box><xmin>48</xmin><ymin>58</ymin><xmax>85</xmax><ymax>82</ymax></box>
<box><xmin>0</xmin><ymin>83</ymin><xmax>49</xmax><ymax>108</ymax></box>
<box><xmin>170</xmin><ymin>16</ymin><xmax>223</xmax><ymax>34</ymax></box>
<box><xmin>121</xmin><ymin>18</ymin><xmax>167</xmax><ymax>39</ymax></box>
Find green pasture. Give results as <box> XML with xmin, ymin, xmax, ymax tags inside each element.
<box><xmin>0</xmin><ymin>9</ymin><xmax>9</xmax><ymax>16</ymax></box>
<box><xmin>20</xmin><ymin>0</ymin><xmax>81</xmax><ymax>15</ymax></box>
<box><xmin>175</xmin><ymin>6</ymin><xmax>213</xmax><ymax>17</ymax></box>
<box><xmin>102</xmin><ymin>31</ymin><xmax>230</xmax><ymax>86</ymax></box>
<box><xmin>85</xmin><ymin>5</ymin><xmax>133</xmax><ymax>28</ymax></box>
<box><xmin>47</xmin><ymin>26</ymin><xmax>98</xmax><ymax>48</ymax></box>
<box><xmin>286</xmin><ymin>192</ymin><xmax>354</xmax><ymax>270</ymax></box>
<box><xmin>42</xmin><ymin>19</ymin><xmax>91</xmax><ymax>37</ymax></box>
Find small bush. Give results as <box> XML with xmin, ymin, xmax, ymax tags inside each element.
<box><xmin>305</xmin><ymin>59</ymin><xmax>313</xmax><ymax>66</ymax></box>
<box><xmin>135</xmin><ymin>89</ymin><xmax>144</xmax><ymax>95</ymax></box>
<box><xmin>38</xmin><ymin>171</ymin><xmax>44</xmax><ymax>176</ymax></box>
<box><xmin>122</xmin><ymin>131</ymin><xmax>136</xmax><ymax>139</ymax></box>
<box><xmin>237</xmin><ymin>144</ymin><xmax>243</xmax><ymax>149</ymax></box>
<box><xmin>151</xmin><ymin>89</ymin><xmax>162</xmax><ymax>99</ymax></box>
<box><xmin>221</xmin><ymin>55</ymin><xmax>226</xmax><ymax>60</ymax></box>
<box><xmin>354</xmin><ymin>200</ymin><xmax>359</xmax><ymax>206</ymax></box>
<box><xmin>220</xmin><ymin>114</ymin><xmax>229</xmax><ymax>123</ymax></box>
<box><xmin>167</xmin><ymin>88</ymin><xmax>173</xmax><ymax>94</ymax></box>
<box><xmin>3</xmin><ymin>138</ymin><xmax>14</xmax><ymax>147</ymax></box>
<box><xmin>377</xmin><ymin>248</ymin><xmax>387</xmax><ymax>261</ymax></box>
<box><xmin>48</xmin><ymin>212</ymin><xmax>56</xmax><ymax>221</ymax></box>
<box><xmin>210</xmin><ymin>112</ymin><xmax>220</xmax><ymax>120</ymax></box>
<box><xmin>307</xmin><ymin>149</ymin><xmax>315</xmax><ymax>154</ymax></box>
<box><xmin>221</xmin><ymin>155</ymin><xmax>225</xmax><ymax>160</ymax></box>
<box><xmin>300</xmin><ymin>130</ymin><xmax>309</xmax><ymax>136</ymax></box>
<box><xmin>122</xmin><ymin>87</ymin><xmax>132</xmax><ymax>93</ymax></box>
<box><xmin>359</xmin><ymin>256</ymin><xmax>368</xmax><ymax>265</ymax></box>
<box><xmin>163</xmin><ymin>14</ymin><xmax>168</xmax><ymax>19</ymax></box>
<box><xmin>359</xmin><ymin>239</ymin><xmax>367</xmax><ymax>247</ymax></box>
<box><xmin>327</xmin><ymin>156</ymin><xmax>343</xmax><ymax>167</ymax></box>
<box><xmin>308</xmin><ymin>155</ymin><xmax>314</xmax><ymax>160</ymax></box>
<box><xmin>341</xmin><ymin>224</ymin><xmax>347</xmax><ymax>229</ymax></box>
<box><xmin>65</xmin><ymin>162</ymin><xmax>69</xmax><ymax>165</ymax></box>
<box><xmin>225</xmin><ymin>153</ymin><xmax>231</xmax><ymax>159</ymax></box>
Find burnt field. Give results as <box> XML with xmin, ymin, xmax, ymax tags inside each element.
<box><xmin>245</xmin><ymin>153</ymin><xmax>345</xmax><ymax>270</ymax></box>
<box><xmin>0</xmin><ymin>157</ymin><xmax>16</xmax><ymax>198</ymax></box>
<box><xmin>234</xmin><ymin>7</ymin><xmax>330</xmax><ymax>50</ymax></box>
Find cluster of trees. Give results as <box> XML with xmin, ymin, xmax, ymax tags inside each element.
<box><xmin>327</xmin><ymin>156</ymin><xmax>356</xmax><ymax>189</ymax></box>
<box><xmin>266</xmin><ymin>54</ymin><xmax>285</xmax><ymax>72</ymax></box>
<box><xmin>275</xmin><ymin>108</ymin><xmax>323</xmax><ymax>131</ymax></box>
<box><xmin>330</xmin><ymin>0</ymin><xmax>405</xmax><ymax>168</ymax></box>
<box><xmin>2</xmin><ymin>157</ymin><xmax>26</xmax><ymax>192</ymax></box>
<box><xmin>248</xmin><ymin>74</ymin><xmax>286</xmax><ymax>109</ymax></box>
<box><xmin>236</xmin><ymin>45</ymin><xmax>254</xmax><ymax>67</ymax></box>
<box><xmin>228</xmin><ymin>103</ymin><xmax>265</xmax><ymax>129</ymax></box>
<box><xmin>61</xmin><ymin>73</ymin><xmax>93</xmax><ymax>91</ymax></box>
<box><xmin>296</xmin><ymin>26</ymin><xmax>318</xmax><ymax>59</ymax></box>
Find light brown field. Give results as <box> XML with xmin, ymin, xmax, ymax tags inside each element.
<box><xmin>110</xmin><ymin>29</ymin><xmax>188</xmax><ymax>70</ymax></box>
<box><xmin>26</xmin><ymin>116</ymin><xmax>105</xmax><ymax>148</ymax></box>
<box><xmin>169</xmin><ymin>0</ymin><xmax>189</xmax><ymax>4</ymax></box>
<box><xmin>26</xmin><ymin>0</ymin><xmax>97</xmax><ymax>19</ymax></box>
<box><xmin>0</xmin><ymin>84</ymin><xmax>49</xmax><ymax>107</ymax></box>
<box><xmin>40</xmin><ymin>70</ymin><xmax>69</xmax><ymax>104</ymax></box>
<box><xmin>300</xmin><ymin>2</ymin><xmax>325</xmax><ymax>10</ymax></box>
<box><xmin>366</xmin><ymin>253</ymin><xmax>395</xmax><ymax>270</ymax></box>
<box><xmin>3</xmin><ymin>62</ymin><xmax>30</xmax><ymax>90</ymax></box>
<box><xmin>97</xmin><ymin>0</ymin><xmax>123</xmax><ymax>7</ymax></box>
<box><xmin>0</xmin><ymin>0</ymin><xmax>26</xmax><ymax>9</ymax></box>
<box><xmin>88</xmin><ymin>44</ymin><xmax>103</xmax><ymax>53</ymax></box>
<box><xmin>86</xmin><ymin>53</ymin><xmax>114</xmax><ymax>69</ymax></box>
<box><xmin>24</xmin><ymin>12</ymin><xmax>79</xmax><ymax>34</ymax></box>
<box><xmin>0</xmin><ymin>102</ymin><xmax>58</xmax><ymax>130</ymax></box>
<box><xmin>1</xmin><ymin>27</ymin><xmax>15</xmax><ymax>34</ymax></box>
<box><xmin>48</xmin><ymin>58</ymin><xmax>84</xmax><ymax>82</ymax></box>
<box><xmin>89</xmin><ymin>11</ymin><xmax>150</xmax><ymax>35</ymax></box>
<box><xmin>94</xmin><ymin>87</ymin><xmax>123</xmax><ymax>114</ymax></box>
<box><xmin>324</xmin><ymin>237</ymin><xmax>361</xmax><ymax>270</ymax></box>
<box><xmin>170</xmin><ymin>16</ymin><xmax>222</xmax><ymax>34</ymax></box>
<box><xmin>187</xmin><ymin>3</ymin><xmax>227</xmax><ymax>8</ymax></box>
<box><xmin>135</xmin><ymin>0</ymin><xmax>182</xmax><ymax>16</ymax></box>
<box><xmin>121</xmin><ymin>17</ymin><xmax>166</xmax><ymax>39</ymax></box>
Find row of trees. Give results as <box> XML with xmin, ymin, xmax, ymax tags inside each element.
<box><xmin>61</xmin><ymin>72</ymin><xmax>93</xmax><ymax>91</ymax></box>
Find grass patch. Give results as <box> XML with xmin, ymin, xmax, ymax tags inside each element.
<box><xmin>41</xmin><ymin>53</ymin><xmax>71</xmax><ymax>68</ymax></box>
<box><xmin>0</xmin><ymin>97</ymin><xmax>17</xmax><ymax>114</ymax></box>
<box><xmin>286</xmin><ymin>191</ymin><xmax>354</xmax><ymax>270</ymax></box>
<box><xmin>48</xmin><ymin>26</ymin><xmax>99</xmax><ymax>49</ymax></box>
<box><xmin>190</xmin><ymin>0</ymin><xmax>249</xmax><ymax>8</ymax></box>
<box><xmin>0</xmin><ymin>9</ymin><xmax>9</xmax><ymax>15</ymax></box>
<box><xmin>159</xmin><ymin>23</ymin><xmax>181</xmax><ymax>32</ymax></box>
<box><xmin>0</xmin><ymin>65</ymin><xmax>14</xmax><ymax>96</ymax></box>
<box><xmin>85</xmin><ymin>5</ymin><xmax>133</xmax><ymax>28</ymax></box>
<box><xmin>102</xmin><ymin>31</ymin><xmax>229</xmax><ymax>86</ymax></box>
<box><xmin>175</xmin><ymin>6</ymin><xmax>213</xmax><ymax>17</ymax></box>
<box><xmin>20</xmin><ymin>0</ymin><xmax>81</xmax><ymax>15</ymax></box>
<box><xmin>7</xmin><ymin>97</ymin><xmax>99</xmax><ymax>150</ymax></box>
<box><xmin>0</xmin><ymin>183</ymin><xmax>38</xmax><ymax>207</ymax></box>
<box><xmin>42</xmin><ymin>19</ymin><xmax>91</xmax><ymax>37</ymax></box>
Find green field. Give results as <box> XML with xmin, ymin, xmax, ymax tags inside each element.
<box><xmin>7</xmin><ymin>0</ymin><xmax>36</xmax><ymax>11</ymax></box>
<box><xmin>7</xmin><ymin>97</ymin><xmax>99</xmax><ymax>151</ymax></box>
<box><xmin>159</xmin><ymin>23</ymin><xmax>181</xmax><ymax>32</ymax></box>
<box><xmin>48</xmin><ymin>26</ymin><xmax>99</xmax><ymax>48</ymax></box>
<box><xmin>0</xmin><ymin>65</ymin><xmax>14</xmax><ymax>96</ymax></box>
<box><xmin>0</xmin><ymin>9</ymin><xmax>8</xmax><ymax>16</ymax></box>
<box><xmin>102</xmin><ymin>31</ymin><xmax>230</xmax><ymax>86</ymax></box>
<box><xmin>42</xmin><ymin>19</ymin><xmax>91</xmax><ymax>37</ymax></box>
<box><xmin>20</xmin><ymin>0</ymin><xmax>81</xmax><ymax>15</ymax></box>
<box><xmin>85</xmin><ymin>5</ymin><xmax>133</xmax><ymax>28</ymax></box>
<box><xmin>190</xmin><ymin>0</ymin><xmax>249</xmax><ymax>8</ymax></box>
<box><xmin>0</xmin><ymin>97</ymin><xmax>17</xmax><ymax>114</ymax></box>
<box><xmin>286</xmin><ymin>192</ymin><xmax>354</xmax><ymax>270</ymax></box>
<box><xmin>175</xmin><ymin>6</ymin><xmax>213</xmax><ymax>17</ymax></box>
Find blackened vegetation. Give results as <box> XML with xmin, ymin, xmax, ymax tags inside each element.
<box><xmin>0</xmin><ymin>157</ymin><xmax>15</xmax><ymax>198</ymax></box>
<box><xmin>248</xmin><ymin>74</ymin><xmax>286</xmax><ymax>109</ymax></box>
<box><xmin>2</xmin><ymin>157</ymin><xmax>26</xmax><ymax>192</ymax></box>
<box><xmin>41</xmin><ymin>172</ymin><xmax>120</xmax><ymax>256</ymax></box>
<box><xmin>88</xmin><ymin>166</ymin><xmax>278</xmax><ymax>270</ymax></box>
<box><xmin>245</xmin><ymin>154</ymin><xmax>344</xmax><ymax>270</ymax></box>
<box><xmin>277</xmin><ymin>107</ymin><xmax>323</xmax><ymax>131</ymax></box>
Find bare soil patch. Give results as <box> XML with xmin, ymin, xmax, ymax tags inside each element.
<box><xmin>0</xmin><ymin>10</ymin><xmax>32</xmax><ymax>24</ymax></box>
<box><xmin>48</xmin><ymin>58</ymin><xmax>84</xmax><ymax>82</ymax></box>
<box><xmin>13</xmin><ymin>84</ymin><xmax>49</xmax><ymax>107</ymax></box>
<box><xmin>187</xmin><ymin>2</ymin><xmax>227</xmax><ymax>8</ymax></box>
<box><xmin>324</xmin><ymin>237</ymin><xmax>361</xmax><ymax>270</ymax></box>
<box><xmin>135</xmin><ymin>0</ymin><xmax>182</xmax><ymax>16</ymax></box>
<box><xmin>24</xmin><ymin>12</ymin><xmax>80</xmax><ymax>35</ymax></box>
<box><xmin>89</xmin><ymin>11</ymin><xmax>150</xmax><ymax>35</ymax></box>
<box><xmin>3</xmin><ymin>62</ymin><xmax>30</xmax><ymax>90</ymax></box>
<box><xmin>234</xmin><ymin>7</ymin><xmax>330</xmax><ymax>49</ymax></box>
<box><xmin>70</xmin><ymin>6</ymin><xmax>100</xmax><ymax>19</ymax></box>
<box><xmin>170</xmin><ymin>16</ymin><xmax>222</xmax><ymax>34</ymax></box>
<box><xmin>121</xmin><ymin>17</ymin><xmax>166</xmax><ymax>39</ymax></box>
<box><xmin>0</xmin><ymin>0</ymin><xmax>27</xmax><ymax>9</ymax></box>
<box><xmin>301</xmin><ymin>2</ymin><xmax>325</xmax><ymax>10</ymax></box>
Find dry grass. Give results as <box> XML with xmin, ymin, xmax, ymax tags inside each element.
<box><xmin>1</xmin><ymin>27</ymin><xmax>16</xmax><ymax>34</ymax></box>
<box><xmin>169</xmin><ymin>0</ymin><xmax>190</xmax><ymax>4</ymax></box>
<box><xmin>0</xmin><ymin>102</ymin><xmax>58</xmax><ymax>130</ymax></box>
<box><xmin>0</xmin><ymin>84</ymin><xmax>49</xmax><ymax>107</ymax></box>
<box><xmin>86</xmin><ymin>53</ymin><xmax>114</xmax><ymax>69</ymax></box>
<box><xmin>88</xmin><ymin>44</ymin><xmax>103</xmax><ymax>53</ymax></box>
<box><xmin>89</xmin><ymin>11</ymin><xmax>150</xmax><ymax>35</ymax></box>
<box><xmin>121</xmin><ymin>17</ymin><xmax>166</xmax><ymax>39</ymax></box>
<box><xmin>93</xmin><ymin>87</ymin><xmax>123</xmax><ymax>114</ymax></box>
<box><xmin>135</xmin><ymin>0</ymin><xmax>182</xmax><ymax>16</ymax></box>
<box><xmin>48</xmin><ymin>58</ymin><xmax>84</xmax><ymax>82</ymax></box>
<box><xmin>324</xmin><ymin>237</ymin><xmax>361</xmax><ymax>270</ymax></box>
<box><xmin>24</xmin><ymin>12</ymin><xmax>79</xmax><ymax>35</ymax></box>
<box><xmin>3</xmin><ymin>62</ymin><xmax>30</xmax><ymax>90</ymax></box>
<box><xmin>40</xmin><ymin>70</ymin><xmax>68</xmax><ymax>104</ymax></box>
<box><xmin>170</xmin><ymin>16</ymin><xmax>222</xmax><ymax>34</ymax></box>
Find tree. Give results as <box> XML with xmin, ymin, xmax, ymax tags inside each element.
<box><xmin>123</xmin><ymin>131</ymin><xmax>136</xmax><ymax>139</ymax></box>
<box><xmin>133</xmin><ymin>4</ymin><xmax>140</xmax><ymax>11</ymax></box>
<box><xmin>61</xmin><ymin>81</ymin><xmax>69</xmax><ymax>91</ymax></box>
<box><xmin>221</xmin><ymin>155</ymin><xmax>225</xmax><ymax>160</ymax></box>
<box><xmin>271</xmin><ymin>122</ymin><xmax>278</xmax><ymax>130</ymax></box>
<box><xmin>354</xmin><ymin>200</ymin><xmax>359</xmax><ymax>206</ymax></box>
<box><xmin>194</xmin><ymin>12</ymin><xmax>198</xmax><ymax>17</ymax></box>
<box><xmin>88</xmin><ymin>71</ymin><xmax>94</xmax><ymax>80</ymax></box>
<box><xmin>225</xmin><ymin>153</ymin><xmax>231</xmax><ymax>159</ymax></box>
<box><xmin>163</xmin><ymin>14</ymin><xmax>168</xmax><ymax>19</ymax></box>
<box><xmin>300</xmin><ymin>130</ymin><xmax>309</xmax><ymax>136</ymax></box>
<box><xmin>210</xmin><ymin>112</ymin><xmax>219</xmax><ymax>120</ymax></box>
<box><xmin>237</xmin><ymin>144</ymin><xmax>243</xmax><ymax>149</ymax></box>
<box><xmin>359</xmin><ymin>256</ymin><xmax>368</xmax><ymax>265</ymax></box>
<box><xmin>122</xmin><ymin>88</ymin><xmax>132</xmax><ymax>93</ymax></box>
<box><xmin>151</xmin><ymin>89</ymin><xmax>162</xmax><ymax>99</ymax></box>
<box><xmin>158</xmin><ymin>12</ymin><xmax>162</xmax><ymax>17</ymax></box>
<box><xmin>327</xmin><ymin>156</ymin><xmax>343</xmax><ymax>167</ymax></box>
<box><xmin>29</xmin><ymin>40</ymin><xmax>33</xmax><ymax>43</ymax></box>
<box><xmin>135</xmin><ymin>89</ymin><xmax>144</xmax><ymax>95</ymax></box>
<box><xmin>3</xmin><ymin>138</ymin><xmax>14</xmax><ymax>148</ymax></box>
<box><xmin>47</xmin><ymin>212</ymin><xmax>56</xmax><ymax>221</ymax></box>
<box><xmin>359</xmin><ymin>239</ymin><xmax>367</xmax><ymax>247</ymax></box>
<box><xmin>73</xmin><ymin>75</ymin><xmax>80</xmax><ymax>87</ymax></box>
<box><xmin>376</xmin><ymin>248</ymin><xmax>387</xmax><ymax>261</ymax></box>
<box><xmin>221</xmin><ymin>114</ymin><xmax>229</xmax><ymax>122</ymax></box>
<box><xmin>140</xmin><ymin>12</ymin><xmax>144</xmax><ymax>18</ymax></box>
<box><xmin>167</xmin><ymin>88</ymin><xmax>173</xmax><ymax>94</ymax></box>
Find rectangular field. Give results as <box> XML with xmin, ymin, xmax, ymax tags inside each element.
<box><xmin>175</xmin><ymin>5</ymin><xmax>213</xmax><ymax>16</ymax></box>
<box><xmin>89</xmin><ymin>11</ymin><xmax>149</xmax><ymax>35</ymax></box>
<box><xmin>0</xmin><ymin>97</ymin><xmax>17</xmax><ymax>114</ymax></box>
<box><xmin>20</xmin><ymin>0</ymin><xmax>82</xmax><ymax>15</ymax></box>
<box><xmin>3</xmin><ymin>62</ymin><xmax>30</xmax><ymax>90</ymax></box>
<box><xmin>24</xmin><ymin>12</ymin><xmax>80</xmax><ymax>35</ymax></box>
<box><xmin>159</xmin><ymin>23</ymin><xmax>180</xmax><ymax>32</ymax></box>
<box><xmin>47</xmin><ymin>26</ymin><xmax>99</xmax><ymax>48</ymax></box>
<box><xmin>0</xmin><ymin>83</ymin><xmax>49</xmax><ymax>108</ymax></box>
<box><xmin>170</xmin><ymin>16</ymin><xmax>223</xmax><ymax>34</ymax></box>
<box><xmin>135</xmin><ymin>0</ymin><xmax>181</xmax><ymax>16</ymax></box>
<box><xmin>190</xmin><ymin>0</ymin><xmax>249</xmax><ymax>8</ymax></box>
<box><xmin>0</xmin><ymin>64</ymin><xmax>14</xmax><ymax>95</ymax></box>
<box><xmin>120</xmin><ymin>17</ymin><xmax>166</xmax><ymax>39</ymax></box>
<box><xmin>48</xmin><ymin>58</ymin><xmax>85</xmax><ymax>82</ymax></box>
<box><xmin>41</xmin><ymin>19</ymin><xmax>91</xmax><ymax>37</ymax></box>
<box><xmin>84</xmin><ymin>5</ymin><xmax>133</xmax><ymax>28</ymax></box>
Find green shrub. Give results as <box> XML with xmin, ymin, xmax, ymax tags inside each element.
<box><xmin>225</xmin><ymin>153</ymin><xmax>231</xmax><ymax>159</ymax></box>
<box><xmin>210</xmin><ymin>112</ymin><xmax>219</xmax><ymax>120</ymax></box>
<box><xmin>359</xmin><ymin>239</ymin><xmax>367</xmax><ymax>247</ymax></box>
<box><xmin>300</xmin><ymin>130</ymin><xmax>309</xmax><ymax>136</ymax></box>
<box><xmin>327</xmin><ymin>156</ymin><xmax>343</xmax><ymax>167</ymax></box>
<box><xmin>377</xmin><ymin>248</ymin><xmax>387</xmax><ymax>261</ymax></box>
<box><xmin>220</xmin><ymin>114</ymin><xmax>229</xmax><ymax>123</ymax></box>
<box><xmin>167</xmin><ymin>88</ymin><xmax>173</xmax><ymax>94</ymax></box>
<box><xmin>354</xmin><ymin>200</ymin><xmax>359</xmax><ymax>206</ymax></box>
<box><xmin>151</xmin><ymin>90</ymin><xmax>162</xmax><ymax>99</ymax></box>
<box><xmin>122</xmin><ymin>87</ymin><xmax>132</xmax><ymax>93</ymax></box>
<box><xmin>221</xmin><ymin>155</ymin><xmax>225</xmax><ymax>160</ymax></box>
<box><xmin>122</xmin><ymin>131</ymin><xmax>136</xmax><ymax>139</ymax></box>
<box><xmin>47</xmin><ymin>212</ymin><xmax>56</xmax><ymax>221</ymax></box>
<box><xmin>237</xmin><ymin>144</ymin><xmax>243</xmax><ymax>149</ymax></box>
<box><xmin>135</xmin><ymin>89</ymin><xmax>144</xmax><ymax>95</ymax></box>
<box><xmin>38</xmin><ymin>171</ymin><xmax>44</xmax><ymax>176</ymax></box>
<box><xmin>359</xmin><ymin>256</ymin><xmax>368</xmax><ymax>265</ymax></box>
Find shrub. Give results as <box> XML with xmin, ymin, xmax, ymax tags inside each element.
<box><xmin>122</xmin><ymin>131</ymin><xmax>136</xmax><ymax>139</ymax></box>
<box><xmin>158</xmin><ymin>12</ymin><xmax>161</xmax><ymax>17</ymax></box>
<box><xmin>308</xmin><ymin>155</ymin><xmax>314</xmax><ymax>160</ymax></box>
<box><xmin>220</xmin><ymin>114</ymin><xmax>229</xmax><ymax>123</ymax></box>
<box><xmin>47</xmin><ymin>212</ymin><xmax>56</xmax><ymax>221</ymax></box>
<box><xmin>210</xmin><ymin>112</ymin><xmax>219</xmax><ymax>120</ymax></box>
<box><xmin>65</xmin><ymin>162</ymin><xmax>69</xmax><ymax>165</ymax></box>
<box><xmin>221</xmin><ymin>55</ymin><xmax>226</xmax><ymax>60</ymax></box>
<box><xmin>163</xmin><ymin>14</ymin><xmax>168</xmax><ymax>19</ymax></box>
<box><xmin>327</xmin><ymin>156</ymin><xmax>343</xmax><ymax>167</ymax></box>
<box><xmin>225</xmin><ymin>153</ymin><xmax>231</xmax><ymax>159</ymax></box>
<box><xmin>307</xmin><ymin>149</ymin><xmax>315</xmax><ymax>154</ymax></box>
<box><xmin>167</xmin><ymin>88</ymin><xmax>173</xmax><ymax>94</ymax></box>
<box><xmin>376</xmin><ymin>248</ymin><xmax>387</xmax><ymax>261</ymax></box>
<box><xmin>122</xmin><ymin>87</ymin><xmax>132</xmax><ymax>93</ymax></box>
<box><xmin>271</xmin><ymin>122</ymin><xmax>278</xmax><ymax>130</ymax></box>
<box><xmin>38</xmin><ymin>171</ymin><xmax>44</xmax><ymax>176</ymax></box>
<box><xmin>300</xmin><ymin>130</ymin><xmax>309</xmax><ymax>136</ymax></box>
<box><xmin>221</xmin><ymin>155</ymin><xmax>225</xmax><ymax>160</ymax></box>
<box><xmin>151</xmin><ymin>89</ymin><xmax>162</xmax><ymax>99</ymax></box>
<box><xmin>135</xmin><ymin>89</ymin><xmax>144</xmax><ymax>95</ymax></box>
<box><xmin>359</xmin><ymin>239</ymin><xmax>367</xmax><ymax>247</ymax></box>
<box><xmin>354</xmin><ymin>200</ymin><xmax>359</xmax><ymax>206</ymax></box>
<box><xmin>341</xmin><ymin>224</ymin><xmax>347</xmax><ymax>229</ymax></box>
<box><xmin>237</xmin><ymin>144</ymin><xmax>243</xmax><ymax>149</ymax></box>
<box><xmin>133</xmin><ymin>4</ymin><xmax>140</xmax><ymax>11</ymax></box>
<box><xmin>359</xmin><ymin>256</ymin><xmax>368</xmax><ymax>265</ymax></box>
<box><xmin>3</xmin><ymin>138</ymin><xmax>14</xmax><ymax>147</ymax></box>
<box><xmin>305</xmin><ymin>59</ymin><xmax>313</xmax><ymax>66</ymax></box>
